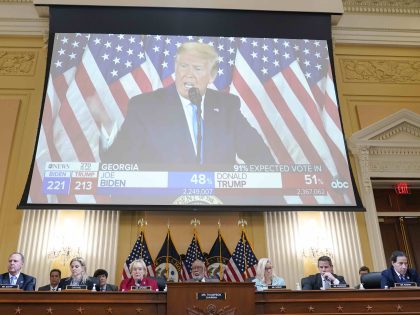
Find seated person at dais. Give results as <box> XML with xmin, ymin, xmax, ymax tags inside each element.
<box><xmin>120</xmin><ymin>259</ymin><xmax>158</xmax><ymax>291</ymax></box>
<box><xmin>301</xmin><ymin>256</ymin><xmax>346</xmax><ymax>290</ymax></box>
<box><xmin>93</xmin><ymin>269</ymin><xmax>118</xmax><ymax>291</ymax></box>
<box><xmin>0</xmin><ymin>252</ymin><xmax>36</xmax><ymax>291</ymax></box>
<box><xmin>185</xmin><ymin>259</ymin><xmax>219</xmax><ymax>282</ymax></box>
<box><xmin>381</xmin><ymin>250</ymin><xmax>420</xmax><ymax>288</ymax></box>
<box><xmin>354</xmin><ymin>265</ymin><xmax>370</xmax><ymax>289</ymax></box>
<box><xmin>252</xmin><ymin>258</ymin><xmax>285</xmax><ymax>291</ymax></box>
<box><xmin>58</xmin><ymin>257</ymin><xmax>98</xmax><ymax>290</ymax></box>
<box><xmin>38</xmin><ymin>269</ymin><xmax>61</xmax><ymax>291</ymax></box>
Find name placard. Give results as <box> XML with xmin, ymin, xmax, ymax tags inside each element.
<box><xmin>196</xmin><ymin>292</ymin><xmax>226</xmax><ymax>300</ymax></box>
<box><xmin>0</xmin><ymin>284</ymin><xmax>19</xmax><ymax>290</ymax></box>
<box><xmin>267</xmin><ymin>285</ymin><xmax>287</xmax><ymax>289</ymax></box>
<box><xmin>65</xmin><ymin>285</ymin><xmax>87</xmax><ymax>290</ymax></box>
<box><xmin>330</xmin><ymin>284</ymin><xmax>350</xmax><ymax>289</ymax></box>
<box><xmin>131</xmin><ymin>286</ymin><xmax>151</xmax><ymax>291</ymax></box>
<box><xmin>394</xmin><ymin>282</ymin><xmax>417</xmax><ymax>288</ymax></box>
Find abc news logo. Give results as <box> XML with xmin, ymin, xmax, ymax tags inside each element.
<box><xmin>330</xmin><ymin>179</ymin><xmax>350</xmax><ymax>189</ymax></box>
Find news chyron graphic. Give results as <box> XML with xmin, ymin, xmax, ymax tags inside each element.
<box><xmin>26</xmin><ymin>33</ymin><xmax>357</xmax><ymax>208</ymax></box>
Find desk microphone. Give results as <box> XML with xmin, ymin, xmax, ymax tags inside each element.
<box><xmin>188</xmin><ymin>87</ymin><xmax>203</xmax><ymax>163</ymax></box>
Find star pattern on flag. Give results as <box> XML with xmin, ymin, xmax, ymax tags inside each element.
<box><xmin>123</xmin><ymin>231</ymin><xmax>154</xmax><ymax>279</ymax></box>
<box><xmin>182</xmin><ymin>234</ymin><xmax>205</xmax><ymax>280</ymax></box>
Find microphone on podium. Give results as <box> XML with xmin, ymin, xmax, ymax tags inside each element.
<box><xmin>188</xmin><ymin>87</ymin><xmax>203</xmax><ymax>163</ymax></box>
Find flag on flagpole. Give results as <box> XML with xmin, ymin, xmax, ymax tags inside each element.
<box><xmin>122</xmin><ymin>230</ymin><xmax>155</xmax><ymax>280</ymax></box>
<box><xmin>154</xmin><ymin>229</ymin><xmax>182</xmax><ymax>282</ymax></box>
<box><xmin>181</xmin><ymin>229</ymin><xmax>205</xmax><ymax>281</ymax></box>
<box><xmin>223</xmin><ymin>230</ymin><xmax>258</xmax><ymax>282</ymax></box>
<box><xmin>206</xmin><ymin>229</ymin><xmax>231</xmax><ymax>280</ymax></box>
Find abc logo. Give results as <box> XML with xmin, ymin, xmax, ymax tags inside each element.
<box><xmin>330</xmin><ymin>179</ymin><xmax>349</xmax><ymax>189</ymax></box>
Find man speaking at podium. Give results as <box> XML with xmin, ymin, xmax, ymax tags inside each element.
<box><xmin>102</xmin><ymin>41</ymin><xmax>274</xmax><ymax>169</ymax></box>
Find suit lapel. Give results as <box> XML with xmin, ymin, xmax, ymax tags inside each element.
<box><xmin>203</xmin><ymin>90</ymin><xmax>223</xmax><ymax>162</ymax></box>
<box><xmin>315</xmin><ymin>274</ymin><xmax>323</xmax><ymax>289</ymax></box>
<box><xmin>164</xmin><ymin>85</ymin><xmax>196</xmax><ymax>162</ymax></box>
<box><xmin>16</xmin><ymin>274</ymin><xmax>24</xmax><ymax>287</ymax></box>
<box><xmin>1</xmin><ymin>274</ymin><xmax>10</xmax><ymax>284</ymax></box>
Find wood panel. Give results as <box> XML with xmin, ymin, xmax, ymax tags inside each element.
<box><xmin>2</xmin><ymin>288</ymin><xmax>420</xmax><ymax>315</ymax></box>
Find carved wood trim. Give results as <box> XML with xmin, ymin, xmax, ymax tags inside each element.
<box><xmin>0</xmin><ymin>50</ymin><xmax>36</xmax><ymax>75</ymax></box>
<box><xmin>340</xmin><ymin>59</ymin><xmax>420</xmax><ymax>84</ymax></box>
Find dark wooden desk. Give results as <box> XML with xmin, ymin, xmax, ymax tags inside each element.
<box><xmin>0</xmin><ymin>290</ymin><xmax>166</xmax><ymax>315</ymax></box>
<box><xmin>1</xmin><ymin>288</ymin><xmax>420</xmax><ymax>315</ymax></box>
<box><xmin>255</xmin><ymin>288</ymin><xmax>420</xmax><ymax>314</ymax></box>
<box><xmin>167</xmin><ymin>282</ymin><xmax>255</xmax><ymax>315</ymax></box>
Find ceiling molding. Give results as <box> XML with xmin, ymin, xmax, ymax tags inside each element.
<box><xmin>342</xmin><ymin>0</ymin><xmax>420</xmax><ymax>16</ymax></box>
<box><xmin>1</xmin><ymin>0</ymin><xmax>420</xmax><ymax>46</ymax></box>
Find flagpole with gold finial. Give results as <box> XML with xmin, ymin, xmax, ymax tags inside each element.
<box><xmin>137</xmin><ymin>218</ymin><xmax>147</xmax><ymax>259</ymax></box>
<box><xmin>190</xmin><ymin>218</ymin><xmax>200</xmax><ymax>260</ymax></box>
<box><xmin>218</xmin><ymin>219</ymin><xmax>223</xmax><ymax>280</ymax></box>
<box><xmin>166</xmin><ymin>220</ymin><xmax>170</xmax><ymax>280</ymax></box>
<box><xmin>238</xmin><ymin>219</ymin><xmax>248</xmax><ymax>279</ymax></box>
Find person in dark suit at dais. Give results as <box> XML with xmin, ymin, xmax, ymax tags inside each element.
<box><xmin>0</xmin><ymin>252</ymin><xmax>36</xmax><ymax>291</ymax></box>
<box><xmin>58</xmin><ymin>257</ymin><xmax>98</xmax><ymax>290</ymax></box>
<box><xmin>381</xmin><ymin>250</ymin><xmax>420</xmax><ymax>288</ymax></box>
<box><xmin>93</xmin><ymin>268</ymin><xmax>118</xmax><ymax>291</ymax></box>
<box><xmin>101</xmin><ymin>41</ymin><xmax>274</xmax><ymax>170</ymax></box>
<box><xmin>301</xmin><ymin>256</ymin><xmax>346</xmax><ymax>290</ymax></box>
<box><xmin>38</xmin><ymin>269</ymin><xmax>61</xmax><ymax>291</ymax></box>
<box><xmin>183</xmin><ymin>259</ymin><xmax>219</xmax><ymax>283</ymax></box>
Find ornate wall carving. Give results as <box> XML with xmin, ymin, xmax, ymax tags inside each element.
<box><xmin>349</xmin><ymin>109</ymin><xmax>420</xmax><ymax>271</ymax></box>
<box><xmin>343</xmin><ymin>0</ymin><xmax>420</xmax><ymax>15</ymax></box>
<box><xmin>371</xmin><ymin>122</ymin><xmax>420</xmax><ymax>140</ymax></box>
<box><xmin>0</xmin><ymin>50</ymin><xmax>36</xmax><ymax>75</ymax></box>
<box><xmin>340</xmin><ymin>59</ymin><xmax>420</xmax><ymax>83</ymax></box>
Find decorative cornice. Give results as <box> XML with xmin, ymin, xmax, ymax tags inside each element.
<box><xmin>340</xmin><ymin>59</ymin><xmax>420</xmax><ymax>83</ymax></box>
<box><xmin>372</xmin><ymin>122</ymin><xmax>420</xmax><ymax>140</ymax></box>
<box><xmin>343</xmin><ymin>0</ymin><xmax>420</xmax><ymax>16</ymax></box>
<box><xmin>0</xmin><ymin>50</ymin><xmax>36</xmax><ymax>75</ymax></box>
<box><xmin>0</xmin><ymin>0</ymin><xmax>33</xmax><ymax>2</ymax></box>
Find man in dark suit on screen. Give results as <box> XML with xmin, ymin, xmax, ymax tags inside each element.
<box><xmin>0</xmin><ymin>252</ymin><xmax>36</xmax><ymax>291</ymax></box>
<box><xmin>381</xmin><ymin>250</ymin><xmax>420</xmax><ymax>288</ymax></box>
<box><xmin>38</xmin><ymin>269</ymin><xmax>61</xmax><ymax>291</ymax></box>
<box><xmin>301</xmin><ymin>256</ymin><xmax>346</xmax><ymax>290</ymax></box>
<box><xmin>101</xmin><ymin>41</ymin><xmax>274</xmax><ymax>170</ymax></box>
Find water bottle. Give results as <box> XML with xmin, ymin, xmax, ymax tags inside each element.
<box><xmin>295</xmin><ymin>282</ymin><xmax>301</xmax><ymax>290</ymax></box>
<box><xmin>359</xmin><ymin>283</ymin><xmax>365</xmax><ymax>290</ymax></box>
<box><xmin>92</xmin><ymin>283</ymin><xmax>97</xmax><ymax>292</ymax></box>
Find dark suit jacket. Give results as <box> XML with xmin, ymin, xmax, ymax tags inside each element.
<box><xmin>102</xmin><ymin>85</ymin><xmax>275</xmax><ymax>169</ymax></box>
<box><xmin>97</xmin><ymin>283</ymin><xmax>119</xmax><ymax>291</ymax></box>
<box><xmin>380</xmin><ymin>267</ymin><xmax>420</xmax><ymax>288</ymax></box>
<box><xmin>58</xmin><ymin>276</ymin><xmax>98</xmax><ymax>290</ymax></box>
<box><xmin>0</xmin><ymin>272</ymin><xmax>36</xmax><ymax>291</ymax></box>
<box><xmin>38</xmin><ymin>284</ymin><xmax>59</xmax><ymax>291</ymax></box>
<box><xmin>301</xmin><ymin>273</ymin><xmax>346</xmax><ymax>290</ymax></box>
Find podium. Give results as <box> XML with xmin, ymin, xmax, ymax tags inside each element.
<box><xmin>167</xmin><ymin>282</ymin><xmax>255</xmax><ymax>315</ymax></box>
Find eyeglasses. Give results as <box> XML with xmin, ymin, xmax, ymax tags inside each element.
<box><xmin>265</xmin><ymin>267</ymin><xmax>272</xmax><ymax>270</ymax></box>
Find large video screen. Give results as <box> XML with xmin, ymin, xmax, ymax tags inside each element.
<box><xmin>19</xmin><ymin>6</ymin><xmax>363</xmax><ymax>210</ymax></box>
